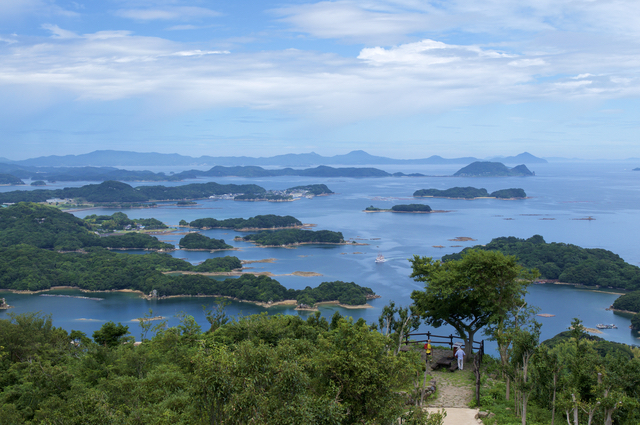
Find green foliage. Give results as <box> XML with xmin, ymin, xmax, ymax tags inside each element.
<box><xmin>178</xmin><ymin>233</ymin><xmax>232</xmax><ymax>250</ymax></box>
<box><xmin>0</xmin><ymin>173</ymin><xmax>24</xmax><ymax>185</ymax></box>
<box><xmin>195</xmin><ymin>256</ymin><xmax>242</xmax><ymax>272</ymax></box>
<box><xmin>612</xmin><ymin>291</ymin><xmax>640</xmax><ymax>312</ymax></box>
<box><xmin>411</xmin><ymin>249</ymin><xmax>538</xmax><ymax>355</ymax></box>
<box><xmin>391</xmin><ymin>204</ymin><xmax>432</xmax><ymax>212</ymax></box>
<box><xmin>92</xmin><ymin>321</ymin><xmax>131</xmax><ymax>347</ymax></box>
<box><xmin>445</xmin><ymin>235</ymin><xmax>640</xmax><ymax>290</ymax></box>
<box><xmin>189</xmin><ymin>214</ymin><xmax>302</xmax><ymax>230</ymax></box>
<box><xmin>542</xmin><ymin>330</ymin><xmax>635</xmax><ymax>359</ymax></box>
<box><xmin>631</xmin><ymin>313</ymin><xmax>640</xmax><ymax>330</ymax></box>
<box><xmin>490</xmin><ymin>188</ymin><xmax>527</xmax><ymax>198</ymax></box>
<box><xmin>413</xmin><ymin>186</ymin><xmax>489</xmax><ymax>198</ymax></box>
<box><xmin>0</xmin><ymin>311</ymin><xmax>427</xmax><ymax>424</ymax></box>
<box><xmin>242</xmin><ymin>228</ymin><xmax>344</xmax><ymax>246</ymax></box>
<box><xmin>0</xmin><ymin>203</ymin><xmax>172</xmax><ymax>250</ymax></box>
<box><xmin>0</xmin><ymin>180</ymin><xmax>267</xmax><ymax>204</ymax></box>
<box><xmin>453</xmin><ymin>161</ymin><xmax>534</xmax><ymax>177</ymax></box>
<box><xmin>30</xmin><ymin>180</ymin><xmax>47</xmax><ymax>186</ymax></box>
<box><xmin>286</xmin><ymin>184</ymin><xmax>334</xmax><ymax>195</ymax></box>
<box><xmin>234</xmin><ymin>192</ymin><xmax>292</xmax><ymax>201</ymax></box>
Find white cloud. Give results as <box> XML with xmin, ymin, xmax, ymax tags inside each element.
<box><xmin>508</xmin><ymin>58</ymin><xmax>547</xmax><ymax>67</ymax></box>
<box><xmin>42</xmin><ymin>24</ymin><xmax>79</xmax><ymax>39</ymax></box>
<box><xmin>0</xmin><ymin>0</ymin><xmax>78</xmax><ymax>20</ymax></box>
<box><xmin>273</xmin><ymin>0</ymin><xmax>640</xmax><ymax>44</ymax></box>
<box><xmin>1</xmin><ymin>28</ymin><xmax>640</xmax><ymax>123</ymax></box>
<box><xmin>115</xmin><ymin>6</ymin><xmax>221</xmax><ymax>21</ymax></box>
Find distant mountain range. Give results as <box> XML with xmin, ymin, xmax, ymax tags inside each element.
<box><xmin>1</xmin><ymin>150</ymin><xmax>548</xmax><ymax>167</ymax></box>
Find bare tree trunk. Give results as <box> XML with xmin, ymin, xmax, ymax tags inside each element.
<box><xmin>551</xmin><ymin>373</ymin><xmax>557</xmax><ymax>425</ymax></box>
<box><xmin>420</xmin><ymin>365</ymin><xmax>429</xmax><ymax>406</ymax></box>
<box><xmin>474</xmin><ymin>353</ymin><xmax>481</xmax><ymax>406</ymax></box>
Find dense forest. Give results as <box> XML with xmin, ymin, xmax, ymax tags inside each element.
<box><xmin>187</xmin><ymin>214</ymin><xmax>302</xmax><ymax>230</ymax></box>
<box><xmin>443</xmin><ymin>235</ymin><xmax>640</xmax><ymax>290</ymax></box>
<box><xmin>286</xmin><ymin>184</ymin><xmax>334</xmax><ymax>195</ymax></box>
<box><xmin>391</xmin><ymin>204</ymin><xmax>432</xmax><ymax>212</ymax></box>
<box><xmin>413</xmin><ymin>186</ymin><xmax>526</xmax><ymax>199</ymax></box>
<box><xmin>178</xmin><ymin>233</ymin><xmax>233</xmax><ymax>250</ymax></box>
<box><xmin>83</xmin><ymin>212</ymin><xmax>168</xmax><ymax>232</ymax></box>
<box><xmin>0</xmin><ymin>242</ymin><xmax>372</xmax><ymax>304</ymax></box>
<box><xmin>453</xmin><ymin>162</ymin><xmax>534</xmax><ymax>177</ymax></box>
<box><xmin>0</xmin><ymin>173</ymin><xmax>24</xmax><ymax>185</ymax></box>
<box><xmin>240</xmin><ymin>229</ymin><xmax>345</xmax><ymax>246</ymax></box>
<box><xmin>0</xmin><ymin>310</ymin><xmax>428</xmax><ymax>424</ymax></box>
<box><xmin>612</xmin><ymin>291</ymin><xmax>640</xmax><ymax>312</ymax></box>
<box><xmin>0</xmin><ymin>180</ymin><xmax>267</xmax><ymax>204</ymax></box>
<box><xmin>0</xmin><ymin>203</ymin><xmax>374</xmax><ymax>306</ymax></box>
<box><xmin>0</xmin><ymin>203</ymin><xmax>172</xmax><ymax>251</ymax></box>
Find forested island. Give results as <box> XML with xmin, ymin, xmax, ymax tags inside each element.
<box><xmin>413</xmin><ymin>186</ymin><xmax>526</xmax><ymax>199</ymax></box>
<box><xmin>0</xmin><ymin>203</ymin><xmax>374</xmax><ymax>308</ymax></box>
<box><xmin>611</xmin><ymin>291</ymin><xmax>640</xmax><ymax>330</ymax></box>
<box><xmin>453</xmin><ymin>162</ymin><xmax>534</xmax><ymax>177</ymax></box>
<box><xmin>0</xmin><ymin>173</ymin><xmax>24</xmax><ymax>185</ymax></box>
<box><xmin>0</xmin><ymin>203</ymin><xmax>173</xmax><ymax>251</ymax></box>
<box><xmin>0</xmin><ymin>180</ymin><xmax>334</xmax><ymax>206</ymax></box>
<box><xmin>185</xmin><ymin>214</ymin><xmax>303</xmax><ymax>231</ymax></box>
<box><xmin>0</xmin><ymin>241</ymin><xmax>374</xmax><ymax>306</ymax></box>
<box><xmin>443</xmin><ymin>235</ymin><xmax>640</xmax><ymax>290</ymax></box>
<box><xmin>0</xmin><ymin>180</ymin><xmax>267</xmax><ymax>204</ymax></box>
<box><xmin>83</xmin><ymin>212</ymin><xmax>168</xmax><ymax>233</ymax></box>
<box><xmin>239</xmin><ymin>229</ymin><xmax>345</xmax><ymax>246</ymax></box>
<box><xmin>365</xmin><ymin>204</ymin><xmax>433</xmax><ymax>213</ymax></box>
<box><xmin>174</xmin><ymin>165</ymin><xmax>416</xmax><ymax>179</ymax></box>
<box><xmin>178</xmin><ymin>233</ymin><xmax>234</xmax><ymax>251</ymax></box>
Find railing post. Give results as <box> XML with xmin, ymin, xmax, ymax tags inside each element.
<box><xmin>449</xmin><ymin>334</ymin><xmax>453</xmax><ymax>350</ymax></box>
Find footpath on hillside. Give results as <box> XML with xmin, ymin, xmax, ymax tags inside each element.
<box><xmin>424</xmin><ymin>360</ymin><xmax>483</xmax><ymax>425</ymax></box>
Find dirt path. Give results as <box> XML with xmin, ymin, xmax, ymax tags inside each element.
<box><xmin>426</xmin><ymin>368</ymin><xmax>475</xmax><ymax>408</ymax></box>
<box><xmin>425</xmin><ymin>368</ymin><xmax>481</xmax><ymax>424</ymax></box>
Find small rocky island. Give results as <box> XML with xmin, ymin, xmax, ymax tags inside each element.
<box><xmin>413</xmin><ymin>186</ymin><xmax>526</xmax><ymax>199</ymax></box>
<box><xmin>365</xmin><ymin>204</ymin><xmax>433</xmax><ymax>213</ymax></box>
<box><xmin>453</xmin><ymin>162</ymin><xmax>534</xmax><ymax>177</ymax></box>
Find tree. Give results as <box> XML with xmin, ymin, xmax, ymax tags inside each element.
<box><xmin>410</xmin><ymin>249</ymin><xmax>538</xmax><ymax>356</ymax></box>
<box><xmin>485</xmin><ymin>302</ymin><xmax>539</xmax><ymax>401</ymax></box>
<box><xmin>92</xmin><ymin>321</ymin><xmax>131</xmax><ymax>348</ymax></box>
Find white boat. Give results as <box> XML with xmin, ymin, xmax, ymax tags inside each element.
<box><xmin>375</xmin><ymin>254</ymin><xmax>386</xmax><ymax>263</ymax></box>
<box><xmin>596</xmin><ymin>323</ymin><xmax>617</xmax><ymax>329</ymax></box>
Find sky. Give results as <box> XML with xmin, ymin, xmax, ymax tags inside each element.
<box><xmin>1</xmin><ymin>0</ymin><xmax>640</xmax><ymax>161</ymax></box>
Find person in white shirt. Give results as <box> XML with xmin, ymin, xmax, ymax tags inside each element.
<box><xmin>455</xmin><ymin>347</ymin><xmax>465</xmax><ymax>370</ymax></box>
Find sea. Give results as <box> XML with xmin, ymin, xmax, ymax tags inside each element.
<box><xmin>2</xmin><ymin>161</ymin><xmax>639</xmax><ymax>353</ymax></box>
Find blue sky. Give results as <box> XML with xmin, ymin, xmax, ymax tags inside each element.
<box><xmin>1</xmin><ymin>0</ymin><xmax>639</xmax><ymax>160</ymax></box>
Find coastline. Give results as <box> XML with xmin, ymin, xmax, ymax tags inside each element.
<box><xmin>1</xmin><ymin>287</ymin><xmax>373</xmax><ymax>310</ymax></box>
<box><xmin>235</xmin><ymin>240</ymin><xmax>368</xmax><ymax>248</ymax></box>
<box><xmin>364</xmin><ymin>209</ymin><xmax>451</xmax><ymax>214</ymax></box>
<box><xmin>413</xmin><ymin>196</ymin><xmax>528</xmax><ymax>200</ymax></box>
<box><xmin>163</xmin><ymin>270</ymin><xmax>323</xmax><ymax>278</ymax></box>
<box><xmin>606</xmin><ymin>307</ymin><xmax>637</xmax><ymax>315</ymax></box>
<box><xmin>184</xmin><ymin>223</ymin><xmax>316</xmax><ymax>232</ymax></box>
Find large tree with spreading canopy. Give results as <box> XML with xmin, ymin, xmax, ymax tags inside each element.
<box><xmin>410</xmin><ymin>249</ymin><xmax>538</xmax><ymax>356</ymax></box>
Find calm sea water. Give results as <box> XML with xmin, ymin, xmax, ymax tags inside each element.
<box><xmin>2</xmin><ymin>161</ymin><xmax>639</xmax><ymax>351</ymax></box>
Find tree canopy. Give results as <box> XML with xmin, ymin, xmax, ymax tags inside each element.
<box><xmin>410</xmin><ymin>249</ymin><xmax>538</xmax><ymax>355</ymax></box>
